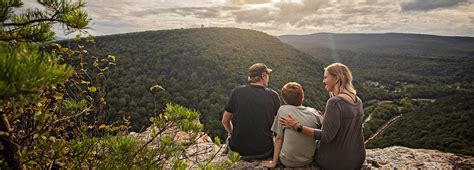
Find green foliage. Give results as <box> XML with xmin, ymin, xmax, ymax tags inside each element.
<box><xmin>367</xmin><ymin>93</ymin><xmax>474</xmax><ymax>156</ymax></box>
<box><xmin>0</xmin><ymin>39</ymin><xmax>116</xmax><ymax>168</ymax></box>
<box><xmin>99</xmin><ymin>134</ymin><xmax>153</xmax><ymax>168</ymax></box>
<box><xmin>293</xmin><ymin>46</ymin><xmax>473</xmax><ymax>101</ymax></box>
<box><xmin>0</xmin><ymin>0</ymin><xmax>23</xmax><ymax>21</ymax></box>
<box><xmin>0</xmin><ymin>42</ymin><xmax>73</xmax><ymax>104</ymax></box>
<box><xmin>8</xmin><ymin>100</ymin><xmax>232</xmax><ymax>168</ymax></box>
<box><xmin>62</xmin><ymin>99</ymin><xmax>87</xmax><ymax>113</ymax></box>
<box><xmin>227</xmin><ymin>150</ymin><xmax>241</xmax><ymax>167</ymax></box>
<box><xmin>214</xmin><ymin>136</ymin><xmax>221</xmax><ymax>145</ymax></box>
<box><xmin>173</xmin><ymin>159</ymin><xmax>187</xmax><ymax>169</ymax></box>
<box><xmin>64</xmin><ymin>137</ymin><xmax>99</xmax><ymax>166</ymax></box>
<box><xmin>163</xmin><ymin>103</ymin><xmax>203</xmax><ymax>132</ymax></box>
<box><xmin>0</xmin><ymin>1</ymin><xmax>114</xmax><ymax>169</ymax></box>
<box><xmin>363</xmin><ymin>103</ymin><xmax>400</xmax><ymax>139</ymax></box>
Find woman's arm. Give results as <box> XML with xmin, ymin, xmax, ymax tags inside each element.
<box><xmin>280</xmin><ymin>115</ymin><xmax>315</xmax><ymax>138</ymax></box>
<box><xmin>315</xmin><ymin>100</ymin><xmax>341</xmax><ymax>142</ymax></box>
<box><xmin>280</xmin><ymin>99</ymin><xmax>341</xmax><ymax>143</ymax></box>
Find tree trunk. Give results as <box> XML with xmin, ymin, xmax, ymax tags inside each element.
<box><xmin>0</xmin><ymin>137</ymin><xmax>21</xmax><ymax>169</ymax></box>
<box><xmin>1</xmin><ymin>113</ymin><xmax>21</xmax><ymax>169</ymax></box>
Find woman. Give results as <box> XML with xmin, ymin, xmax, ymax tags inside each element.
<box><xmin>280</xmin><ymin>63</ymin><xmax>365</xmax><ymax>169</ymax></box>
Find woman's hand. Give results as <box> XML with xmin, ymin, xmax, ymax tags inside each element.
<box><xmin>280</xmin><ymin>114</ymin><xmax>299</xmax><ymax>131</ymax></box>
<box><xmin>260</xmin><ymin>160</ymin><xmax>277</xmax><ymax>168</ymax></box>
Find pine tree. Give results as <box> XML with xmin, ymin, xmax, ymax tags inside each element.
<box><xmin>1</xmin><ymin>0</ymin><xmax>90</xmax><ymax>168</ymax></box>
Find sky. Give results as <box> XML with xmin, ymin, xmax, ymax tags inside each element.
<box><xmin>22</xmin><ymin>0</ymin><xmax>474</xmax><ymax>37</ymax></box>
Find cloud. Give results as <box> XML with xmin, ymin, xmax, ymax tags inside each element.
<box><xmin>132</xmin><ymin>6</ymin><xmax>241</xmax><ymax>19</ymax></box>
<box><xmin>16</xmin><ymin>0</ymin><xmax>472</xmax><ymax>37</ymax></box>
<box><xmin>126</xmin><ymin>0</ymin><xmax>474</xmax><ymax>36</ymax></box>
<box><xmin>229</xmin><ymin>0</ymin><xmax>333</xmax><ymax>26</ymax></box>
<box><xmin>401</xmin><ymin>0</ymin><xmax>471</xmax><ymax>12</ymax></box>
<box><xmin>132</xmin><ymin>7</ymin><xmax>218</xmax><ymax>18</ymax></box>
<box><xmin>233</xmin><ymin>8</ymin><xmax>275</xmax><ymax>23</ymax></box>
<box><xmin>226</xmin><ymin>0</ymin><xmax>272</xmax><ymax>4</ymax></box>
<box><xmin>229</xmin><ymin>0</ymin><xmax>398</xmax><ymax>29</ymax></box>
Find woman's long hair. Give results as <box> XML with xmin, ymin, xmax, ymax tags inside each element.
<box><xmin>324</xmin><ymin>63</ymin><xmax>356</xmax><ymax>97</ymax></box>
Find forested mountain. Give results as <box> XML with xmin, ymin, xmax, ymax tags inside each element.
<box><xmin>279</xmin><ymin>33</ymin><xmax>474</xmax><ymax>57</ymax></box>
<box><xmin>279</xmin><ymin>33</ymin><xmax>474</xmax><ymax>156</ymax></box>
<box><xmin>67</xmin><ymin>28</ymin><xmax>328</xmax><ymax>138</ymax></box>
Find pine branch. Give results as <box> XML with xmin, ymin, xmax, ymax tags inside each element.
<box><xmin>3</xmin><ymin>1</ymin><xmax>86</xmax><ymax>28</ymax></box>
<box><xmin>3</xmin><ymin>18</ymin><xmax>65</xmax><ymax>27</ymax></box>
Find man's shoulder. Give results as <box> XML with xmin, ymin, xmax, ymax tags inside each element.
<box><xmin>231</xmin><ymin>84</ymin><xmax>249</xmax><ymax>93</ymax></box>
<box><xmin>264</xmin><ymin>88</ymin><xmax>280</xmax><ymax>96</ymax></box>
<box><xmin>234</xmin><ymin>84</ymin><xmax>248</xmax><ymax>90</ymax></box>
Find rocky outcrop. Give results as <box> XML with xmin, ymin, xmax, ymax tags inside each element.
<box><xmin>129</xmin><ymin>127</ymin><xmax>228</xmax><ymax>168</ymax></box>
<box><xmin>130</xmin><ymin>128</ymin><xmax>474</xmax><ymax>169</ymax></box>
<box><xmin>365</xmin><ymin>146</ymin><xmax>473</xmax><ymax>169</ymax></box>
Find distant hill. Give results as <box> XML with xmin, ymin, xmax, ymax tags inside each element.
<box><xmin>71</xmin><ymin>28</ymin><xmax>328</xmax><ymax>138</ymax></box>
<box><xmin>279</xmin><ymin>33</ymin><xmax>474</xmax><ymax>100</ymax></box>
<box><xmin>279</xmin><ymin>33</ymin><xmax>474</xmax><ymax>57</ymax></box>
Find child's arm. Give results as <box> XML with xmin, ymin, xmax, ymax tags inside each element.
<box><xmin>261</xmin><ymin>135</ymin><xmax>283</xmax><ymax>168</ymax></box>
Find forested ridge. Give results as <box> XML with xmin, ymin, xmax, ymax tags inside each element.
<box><xmin>279</xmin><ymin>33</ymin><xmax>474</xmax><ymax>57</ymax></box>
<box><xmin>64</xmin><ymin>28</ymin><xmax>329</xmax><ymax>139</ymax></box>
<box><xmin>367</xmin><ymin>93</ymin><xmax>474</xmax><ymax>156</ymax></box>
<box><xmin>279</xmin><ymin>33</ymin><xmax>474</xmax><ymax>100</ymax></box>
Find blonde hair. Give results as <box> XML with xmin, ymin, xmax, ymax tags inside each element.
<box><xmin>324</xmin><ymin>63</ymin><xmax>356</xmax><ymax>97</ymax></box>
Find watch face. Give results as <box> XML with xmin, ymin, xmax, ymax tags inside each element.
<box><xmin>297</xmin><ymin>126</ymin><xmax>303</xmax><ymax>132</ymax></box>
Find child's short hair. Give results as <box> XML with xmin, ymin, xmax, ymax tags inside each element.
<box><xmin>282</xmin><ymin>82</ymin><xmax>304</xmax><ymax>106</ymax></box>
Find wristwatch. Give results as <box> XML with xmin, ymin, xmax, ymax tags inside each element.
<box><xmin>296</xmin><ymin>124</ymin><xmax>303</xmax><ymax>133</ymax></box>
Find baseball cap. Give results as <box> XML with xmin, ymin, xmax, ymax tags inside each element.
<box><xmin>248</xmin><ymin>63</ymin><xmax>272</xmax><ymax>77</ymax></box>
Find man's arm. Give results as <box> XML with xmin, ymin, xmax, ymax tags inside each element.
<box><xmin>221</xmin><ymin>111</ymin><xmax>233</xmax><ymax>134</ymax></box>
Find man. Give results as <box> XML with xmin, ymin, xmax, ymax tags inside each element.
<box><xmin>221</xmin><ymin>63</ymin><xmax>281</xmax><ymax>160</ymax></box>
<box><xmin>261</xmin><ymin>82</ymin><xmax>323</xmax><ymax>168</ymax></box>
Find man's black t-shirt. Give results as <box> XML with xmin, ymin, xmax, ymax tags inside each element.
<box><xmin>224</xmin><ymin>84</ymin><xmax>281</xmax><ymax>159</ymax></box>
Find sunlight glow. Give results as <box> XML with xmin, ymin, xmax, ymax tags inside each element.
<box><xmin>273</xmin><ymin>0</ymin><xmax>302</xmax><ymax>3</ymax></box>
